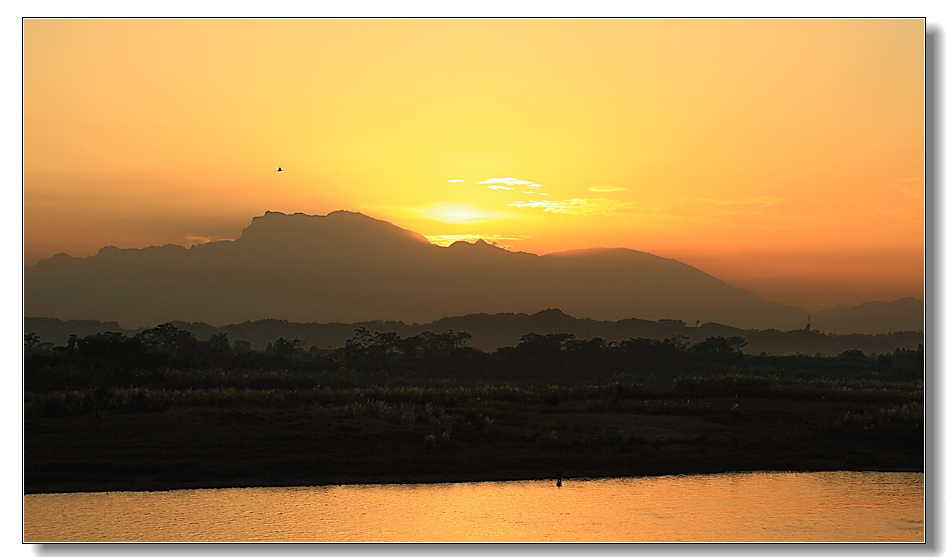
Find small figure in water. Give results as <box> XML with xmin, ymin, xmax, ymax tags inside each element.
<box><xmin>557</xmin><ymin>474</ymin><xmax>562</xmax><ymax>488</ymax></box>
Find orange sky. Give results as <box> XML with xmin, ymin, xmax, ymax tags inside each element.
<box><xmin>23</xmin><ymin>18</ymin><xmax>924</xmax><ymax>310</ymax></box>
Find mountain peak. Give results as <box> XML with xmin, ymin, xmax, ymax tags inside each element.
<box><xmin>240</xmin><ymin>210</ymin><xmax>430</xmax><ymax>247</ymax></box>
<box><xmin>530</xmin><ymin>308</ymin><xmax>573</xmax><ymax>320</ymax></box>
<box><xmin>253</xmin><ymin>209</ymin><xmax>377</xmax><ymax>224</ymax></box>
<box><xmin>326</xmin><ymin>209</ymin><xmax>370</xmax><ymax>219</ymax></box>
<box><xmin>26</xmin><ymin>208</ymin><xmax>811</xmax><ymax>330</ymax></box>
<box><xmin>447</xmin><ymin>238</ymin><xmax>501</xmax><ymax>250</ymax></box>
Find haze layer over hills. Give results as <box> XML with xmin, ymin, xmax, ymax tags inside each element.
<box><xmin>24</xmin><ymin>210</ymin><xmax>851</xmax><ymax>331</ymax></box>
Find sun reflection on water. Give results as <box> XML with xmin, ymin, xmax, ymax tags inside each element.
<box><xmin>24</xmin><ymin>471</ymin><xmax>923</xmax><ymax>543</ymax></box>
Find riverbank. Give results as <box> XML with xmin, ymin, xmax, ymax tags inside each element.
<box><xmin>25</xmin><ymin>384</ymin><xmax>922</xmax><ymax>494</ymax></box>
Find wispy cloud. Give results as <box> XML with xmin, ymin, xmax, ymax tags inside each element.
<box><xmin>446</xmin><ymin>179</ymin><xmax>465</xmax><ymax>183</ymax></box>
<box><xmin>587</xmin><ymin>186</ymin><xmax>627</xmax><ymax>193</ymax></box>
<box><xmin>480</xmin><ymin>177</ymin><xmax>535</xmax><ymax>186</ymax></box>
<box><xmin>508</xmin><ymin>198</ymin><xmax>637</xmax><ymax>216</ymax></box>
<box><xmin>897</xmin><ymin>177</ymin><xmax>924</xmax><ymax>198</ymax></box>
<box><xmin>480</xmin><ymin>177</ymin><xmax>543</xmax><ymax>191</ymax></box>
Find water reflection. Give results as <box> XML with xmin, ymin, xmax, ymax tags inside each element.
<box><xmin>24</xmin><ymin>471</ymin><xmax>924</xmax><ymax>542</ymax></box>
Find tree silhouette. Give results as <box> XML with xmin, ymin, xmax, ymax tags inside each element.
<box><xmin>136</xmin><ymin>323</ymin><xmax>200</xmax><ymax>365</ymax></box>
<box><xmin>24</xmin><ymin>333</ymin><xmax>41</xmax><ymax>354</ymax></box>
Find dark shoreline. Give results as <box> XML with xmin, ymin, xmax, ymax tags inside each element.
<box><xmin>26</xmin><ymin>465</ymin><xmax>925</xmax><ymax>496</ymax></box>
<box><xmin>25</xmin><ymin>392</ymin><xmax>923</xmax><ymax>495</ymax></box>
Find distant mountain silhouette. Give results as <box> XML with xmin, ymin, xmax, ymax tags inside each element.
<box><xmin>810</xmin><ymin>297</ymin><xmax>923</xmax><ymax>335</ymax></box>
<box><xmin>27</xmin><ymin>210</ymin><xmax>814</xmax><ymax>329</ymax></box>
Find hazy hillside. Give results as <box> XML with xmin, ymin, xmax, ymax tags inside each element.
<box><xmin>26</xmin><ymin>210</ymin><xmax>814</xmax><ymax>330</ymax></box>
<box><xmin>811</xmin><ymin>297</ymin><xmax>923</xmax><ymax>335</ymax></box>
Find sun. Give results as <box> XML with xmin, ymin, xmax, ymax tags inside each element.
<box><xmin>422</xmin><ymin>203</ymin><xmax>499</xmax><ymax>225</ymax></box>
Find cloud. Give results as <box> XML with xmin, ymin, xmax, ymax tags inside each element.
<box><xmin>480</xmin><ymin>177</ymin><xmax>543</xmax><ymax>190</ymax></box>
<box><xmin>587</xmin><ymin>186</ymin><xmax>627</xmax><ymax>193</ymax></box>
<box><xmin>508</xmin><ymin>198</ymin><xmax>637</xmax><ymax>216</ymax></box>
<box><xmin>896</xmin><ymin>177</ymin><xmax>924</xmax><ymax>198</ymax></box>
<box><xmin>480</xmin><ymin>177</ymin><xmax>533</xmax><ymax>186</ymax></box>
<box><xmin>446</xmin><ymin>179</ymin><xmax>465</xmax><ymax>183</ymax></box>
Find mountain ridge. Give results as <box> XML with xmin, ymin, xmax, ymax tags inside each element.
<box><xmin>22</xmin><ymin>210</ymin><xmax>903</xmax><ymax>331</ymax></box>
<box><xmin>810</xmin><ymin>296</ymin><xmax>923</xmax><ymax>335</ymax></box>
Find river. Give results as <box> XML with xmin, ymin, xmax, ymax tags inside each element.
<box><xmin>24</xmin><ymin>470</ymin><xmax>923</xmax><ymax>542</ymax></box>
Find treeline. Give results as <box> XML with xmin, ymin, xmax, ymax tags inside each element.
<box><xmin>24</xmin><ymin>322</ymin><xmax>923</xmax><ymax>387</ymax></box>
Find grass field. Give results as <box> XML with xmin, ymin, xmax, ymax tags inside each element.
<box><xmin>24</xmin><ymin>365</ymin><xmax>923</xmax><ymax>494</ymax></box>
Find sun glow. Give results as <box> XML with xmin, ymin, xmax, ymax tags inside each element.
<box><xmin>419</xmin><ymin>203</ymin><xmax>508</xmax><ymax>225</ymax></box>
<box><xmin>23</xmin><ymin>18</ymin><xmax>924</xmax><ymax>309</ymax></box>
